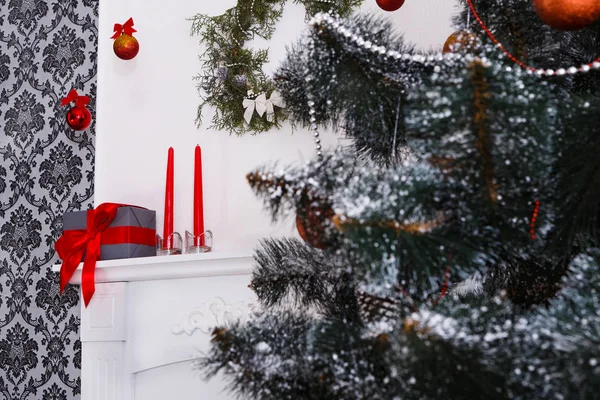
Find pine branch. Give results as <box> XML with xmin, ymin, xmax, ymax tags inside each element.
<box><xmin>200</xmin><ymin>247</ymin><xmax>600</xmax><ymax>399</ymax></box>
<box><xmin>247</xmin><ymin>149</ymin><xmax>357</xmax><ymax>220</ymax></box>
<box><xmin>197</xmin><ymin>312</ymin><xmax>324</xmax><ymax>400</ymax></box>
<box><xmin>251</xmin><ymin>238</ymin><xmax>356</xmax><ymax>319</ymax></box>
<box><xmin>553</xmin><ymin>94</ymin><xmax>600</xmax><ymax>255</ymax></box>
<box><xmin>275</xmin><ymin>13</ymin><xmax>421</xmax><ymax>165</ymax></box>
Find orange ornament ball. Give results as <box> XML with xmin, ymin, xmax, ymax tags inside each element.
<box><xmin>533</xmin><ymin>0</ymin><xmax>600</xmax><ymax>30</ymax></box>
<box><xmin>376</xmin><ymin>0</ymin><xmax>405</xmax><ymax>12</ymax></box>
<box><xmin>443</xmin><ymin>30</ymin><xmax>480</xmax><ymax>54</ymax></box>
<box><xmin>113</xmin><ymin>34</ymin><xmax>139</xmax><ymax>60</ymax></box>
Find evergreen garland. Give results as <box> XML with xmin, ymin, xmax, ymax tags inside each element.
<box><xmin>190</xmin><ymin>0</ymin><xmax>363</xmax><ymax>135</ymax></box>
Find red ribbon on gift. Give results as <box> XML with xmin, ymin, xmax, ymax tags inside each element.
<box><xmin>60</xmin><ymin>89</ymin><xmax>90</xmax><ymax>108</ymax></box>
<box><xmin>55</xmin><ymin>203</ymin><xmax>155</xmax><ymax>307</ymax></box>
<box><xmin>111</xmin><ymin>17</ymin><xmax>137</xmax><ymax>39</ymax></box>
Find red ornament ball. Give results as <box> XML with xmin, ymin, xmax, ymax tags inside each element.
<box><xmin>113</xmin><ymin>34</ymin><xmax>139</xmax><ymax>60</ymax></box>
<box><xmin>65</xmin><ymin>106</ymin><xmax>92</xmax><ymax>131</ymax></box>
<box><xmin>376</xmin><ymin>0</ymin><xmax>405</xmax><ymax>12</ymax></box>
<box><xmin>533</xmin><ymin>0</ymin><xmax>600</xmax><ymax>30</ymax></box>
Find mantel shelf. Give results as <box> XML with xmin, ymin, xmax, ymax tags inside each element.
<box><xmin>51</xmin><ymin>252</ymin><xmax>254</xmax><ymax>285</ymax></box>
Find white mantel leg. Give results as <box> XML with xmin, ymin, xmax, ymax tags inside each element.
<box><xmin>80</xmin><ymin>282</ymin><xmax>133</xmax><ymax>400</ymax></box>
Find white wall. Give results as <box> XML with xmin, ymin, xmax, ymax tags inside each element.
<box><xmin>95</xmin><ymin>0</ymin><xmax>458</xmax><ymax>253</ymax></box>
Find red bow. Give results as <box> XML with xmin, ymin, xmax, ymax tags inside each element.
<box><xmin>60</xmin><ymin>89</ymin><xmax>90</xmax><ymax>108</ymax></box>
<box><xmin>111</xmin><ymin>17</ymin><xmax>137</xmax><ymax>39</ymax></box>
<box><xmin>56</xmin><ymin>203</ymin><xmax>130</xmax><ymax>307</ymax></box>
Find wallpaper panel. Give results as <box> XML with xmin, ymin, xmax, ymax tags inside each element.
<box><xmin>0</xmin><ymin>0</ymin><xmax>97</xmax><ymax>398</ymax></box>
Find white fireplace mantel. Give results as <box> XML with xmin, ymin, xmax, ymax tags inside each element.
<box><xmin>57</xmin><ymin>252</ymin><xmax>254</xmax><ymax>284</ymax></box>
<box><xmin>53</xmin><ymin>253</ymin><xmax>256</xmax><ymax>400</ymax></box>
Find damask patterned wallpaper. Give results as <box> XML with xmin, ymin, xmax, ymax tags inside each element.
<box><xmin>0</xmin><ymin>0</ymin><xmax>97</xmax><ymax>398</ymax></box>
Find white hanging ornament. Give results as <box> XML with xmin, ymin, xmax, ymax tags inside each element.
<box><xmin>242</xmin><ymin>90</ymin><xmax>285</xmax><ymax>124</ymax></box>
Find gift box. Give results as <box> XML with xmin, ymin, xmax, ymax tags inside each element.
<box><xmin>62</xmin><ymin>206</ymin><xmax>157</xmax><ymax>261</ymax></box>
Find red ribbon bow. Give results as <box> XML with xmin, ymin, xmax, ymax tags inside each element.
<box><xmin>55</xmin><ymin>203</ymin><xmax>149</xmax><ymax>307</ymax></box>
<box><xmin>111</xmin><ymin>17</ymin><xmax>137</xmax><ymax>39</ymax></box>
<box><xmin>60</xmin><ymin>89</ymin><xmax>90</xmax><ymax>108</ymax></box>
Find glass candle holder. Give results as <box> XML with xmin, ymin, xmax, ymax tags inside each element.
<box><xmin>185</xmin><ymin>230</ymin><xmax>213</xmax><ymax>254</ymax></box>
<box><xmin>156</xmin><ymin>231</ymin><xmax>183</xmax><ymax>256</ymax></box>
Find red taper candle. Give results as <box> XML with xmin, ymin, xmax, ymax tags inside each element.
<box><xmin>163</xmin><ymin>147</ymin><xmax>174</xmax><ymax>248</ymax></box>
<box><xmin>193</xmin><ymin>145</ymin><xmax>205</xmax><ymax>246</ymax></box>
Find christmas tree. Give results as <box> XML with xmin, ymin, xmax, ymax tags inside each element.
<box><xmin>197</xmin><ymin>1</ymin><xmax>600</xmax><ymax>398</ymax></box>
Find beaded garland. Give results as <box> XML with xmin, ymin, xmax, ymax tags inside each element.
<box><xmin>465</xmin><ymin>0</ymin><xmax>600</xmax><ymax>76</ymax></box>
<box><xmin>305</xmin><ymin>11</ymin><xmax>600</xmax><ymax>157</ymax></box>
<box><xmin>310</xmin><ymin>12</ymin><xmax>600</xmax><ymax>77</ymax></box>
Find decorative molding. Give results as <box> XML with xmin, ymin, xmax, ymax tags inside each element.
<box><xmin>82</xmin><ymin>342</ymin><xmax>133</xmax><ymax>400</ymax></box>
<box><xmin>81</xmin><ymin>282</ymin><xmax>127</xmax><ymax>342</ymax></box>
<box><xmin>172</xmin><ymin>297</ymin><xmax>255</xmax><ymax>336</ymax></box>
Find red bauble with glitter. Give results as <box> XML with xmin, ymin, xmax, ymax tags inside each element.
<box><xmin>66</xmin><ymin>106</ymin><xmax>92</xmax><ymax>131</ymax></box>
<box><xmin>533</xmin><ymin>0</ymin><xmax>600</xmax><ymax>30</ymax></box>
<box><xmin>111</xmin><ymin>18</ymin><xmax>139</xmax><ymax>60</ymax></box>
<box><xmin>376</xmin><ymin>0</ymin><xmax>405</xmax><ymax>12</ymax></box>
<box><xmin>113</xmin><ymin>34</ymin><xmax>139</xmax><ymax>60</ymax></box>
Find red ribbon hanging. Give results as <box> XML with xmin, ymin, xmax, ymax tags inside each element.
<box><xmin>55</xmin><ymin>203</ymin><xmax>155</xmax><ymax>307</ymax></box>
<box><xmin>60</xmin><ymin>89</ymin><xmax>90</xmax><ymax>108</ymax></box>
<box><xmin>111</xmin><ymin>17</ymin><xmax>137</xmax><ymax>39</ymax></box>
